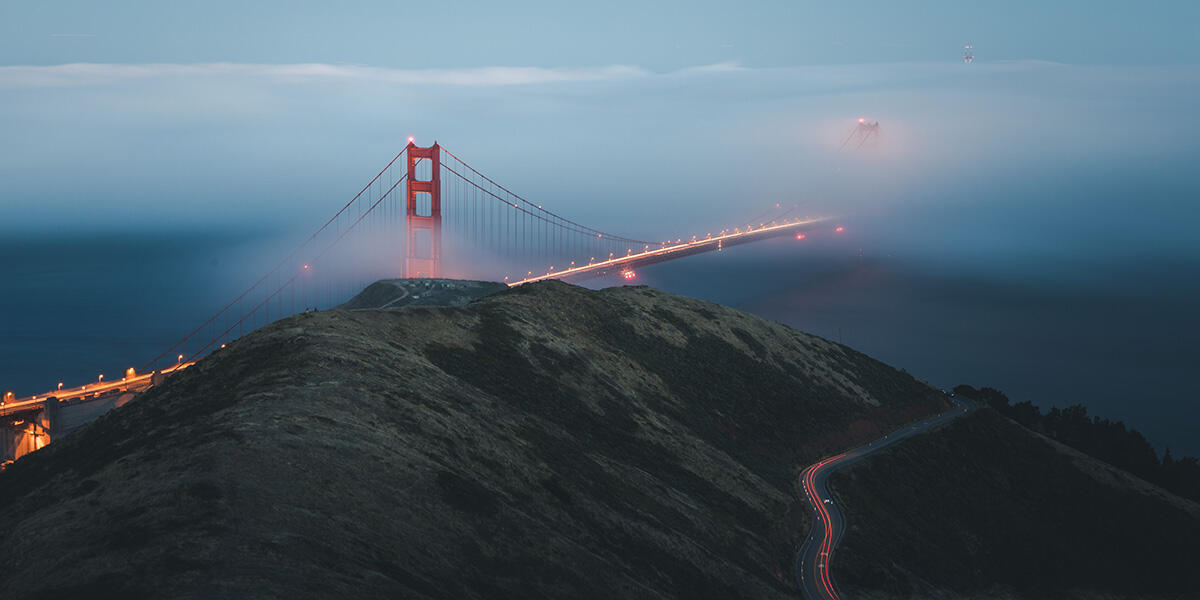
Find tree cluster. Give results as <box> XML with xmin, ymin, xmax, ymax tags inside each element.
<box><xmin>954</xmin><ymin>385</ymin><xmax>1200</xmax><ymax>502</ymax></box>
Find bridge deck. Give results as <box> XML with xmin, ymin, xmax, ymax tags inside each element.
<box><xmin>509</xmin><ymin>217</ymin><xmax>830</xmax><ymax>285</ymax></box>
<box><xmin>2</xmin><ymin>362</ymin><xmax>193</xmax><ymax>417</ymax></box>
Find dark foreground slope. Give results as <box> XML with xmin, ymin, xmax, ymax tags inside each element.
<box><xmin>0</xmin><ymin>281</ymin><xmax>944</xmax><ymax>600</ymax></box>
<box><xmin>831</xmin><ymin>409</ymin><xmax>1200</xmax><ymax>599</ymax></box>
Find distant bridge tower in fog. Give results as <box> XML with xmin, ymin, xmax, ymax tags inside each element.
<box><xmin>964</xmin><ymin>45</ymin><xmax>974</xmax><ymax>63</ymax></box>
<box><xmin>841</xmin><ymin>118</ymin><xmax>880</xmax><ymax>151</ymax></box>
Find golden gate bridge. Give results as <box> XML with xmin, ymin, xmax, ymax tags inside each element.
<box><xmin>3</xmin><ymin>140</ymin><xmax>834</xmax><ymax>461</ymax></box>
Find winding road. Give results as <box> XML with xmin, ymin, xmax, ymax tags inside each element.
<box><xmin>795</xmin><ymin>395</ymin><xmax>975</xmax><ymax>600</ymax></box>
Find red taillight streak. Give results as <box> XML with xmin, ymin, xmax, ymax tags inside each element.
<box><xmin>804</xmin><ymin>454</ymin><xmax>844</xmax><ymax>600</ymax></box>
<box><xmin>823</xmin><ymin>454</ymin><xmax>846</xmax><ymax>599</ymax></box>
<box><xmin>807</xmin><ymin>462</ymin><xmax>835</xmax><ymax>599</ymax></box>
<box><xmin>816</xmin><ymin>460</ymin><xmax>837</xmax><ymax>600</ymax></box>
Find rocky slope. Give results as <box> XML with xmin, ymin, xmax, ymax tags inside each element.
<box><xmin>830</xmin><ymin>409</ymin><xmax>1200</xmax><ymax>599</ymax></box>
<box><xmin>0</xmin><ymin>280</ymin><xmax>944</xmax><ymax>600</ymax></box>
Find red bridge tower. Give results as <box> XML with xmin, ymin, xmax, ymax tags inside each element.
<box><xmin>404</xmin><ymin>141</ymin><xmax>441</xmax><ymax>278</ymax></box>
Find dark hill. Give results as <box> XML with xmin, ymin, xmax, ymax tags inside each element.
<box><xmin>830</xmin><ymin>408</ymin><xmax>1200</xmax><ymax>599</ymax></box>
<box><xmin>0</xmin><ymin>280</ymin><xmax>944</xmax><ymax>600</ymax></box>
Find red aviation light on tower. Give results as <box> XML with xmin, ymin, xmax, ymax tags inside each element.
<box><xmin>622</xmin><ymin>270</ymin><xmax>637</xmax><ymax>280</ymax></box>
<box><xmin>835</xmin><ymin>226</ymin><xmax>845</xmax><ymax>233</ymax></box>
<box><xmin>796</xmin><ymin>233</ymin><xmax>806</xmax><ymax>240</ymax></box>
<box><xmin>407</xmin><ymin>136</ymin><xmax>415</xmax><ymax>144</ymax></box>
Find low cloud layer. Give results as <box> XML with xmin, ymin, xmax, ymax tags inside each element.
<box><xmin>0</xmin><ymin>62</ymin><xmax>653</xmax><ymax>90</ymax></box>
<box><xmin>3</xmin><ymin>59</ymin><xmax>1198</xmax><ymax>284</ymax></box>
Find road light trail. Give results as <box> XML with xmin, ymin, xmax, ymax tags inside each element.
<box><xmin>795</xmin><ymin>395</ymin><xmax>976</xmax><ymax>599</ymax></box>
<box><xmin>509</xmin><ymin>217</ymin><xmax>831</xmax><ymax>286</ymax></box>
<box><xmin>1</xmin><ymin>362</ymin><xmax>194</xmax><ymax>417</ymax></box>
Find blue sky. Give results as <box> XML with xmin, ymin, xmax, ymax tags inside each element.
<box><xmin>3</xmin><ymin>1</ymin><xmax>1199</xmax><ymax>68</ymax></box>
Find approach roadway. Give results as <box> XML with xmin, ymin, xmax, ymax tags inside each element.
<box><xmin>795</xmin><ymin>395</ymin><xmax>975</xmax><ymax>600</ymax></box>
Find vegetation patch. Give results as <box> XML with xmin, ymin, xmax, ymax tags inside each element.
<box><xmin>833</xmin><ymin>409</ymin><xmax>1200</xmax><ymax>598</ymax></box>
<box><xmin>436</xmin><ymin>470</ymin><xmax>500</xmax><ymax>517</ymax></box>
<box><xmin>957</xmin><ymin>384</ymin><xmax>1200</xmax><ymax>502</ymax></box>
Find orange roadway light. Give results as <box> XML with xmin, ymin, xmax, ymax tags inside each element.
<box><xmin>126</xmin><ymin>367</ymin><xmax>136</xmax><ymax>379</ymax></box>
<box><xmin>177</xmin><ymin>354</ymin><xmax>184</xmax><ymax>364</ymax></box>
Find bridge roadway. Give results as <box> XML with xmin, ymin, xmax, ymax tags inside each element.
<box><xmin>795</xmin><ymin>396</ymin><xmax>976</xmax><ymax>599</ymax></box>
<box><xmin>509</xmin><ymin>217</ymin><xmax>830</xmax><ymax>285</ymax></box>
<box><xmin>1</xmin><ymin>362</ymin><xmax>193</xmax><ymax>418</ymax></box>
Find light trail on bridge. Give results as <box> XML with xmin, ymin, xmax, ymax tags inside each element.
<box><xmin>2</xmin><ymin>362</ymin><xmax>193</xmax><ymax>417</ymax></box>
<box><xmin>508</xmin><ymin>216</ymin><xmax>832</xmax><ymax>286</ymax></box>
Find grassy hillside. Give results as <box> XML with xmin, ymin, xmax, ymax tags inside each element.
<box><xmin>831</xmin><ymin>409</ymin><xmax>1200</xmax><ymax>599</ymax></box>
<box><xmin>0</xmin><ymin>281</ymin><xmax>944</xmax><ymax>600</ymax></box>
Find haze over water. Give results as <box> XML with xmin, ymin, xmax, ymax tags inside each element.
<box><xmin>2</xmin><ymin>2</ymin><xmax>1198</xmax><ymax>454</ymax></box>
